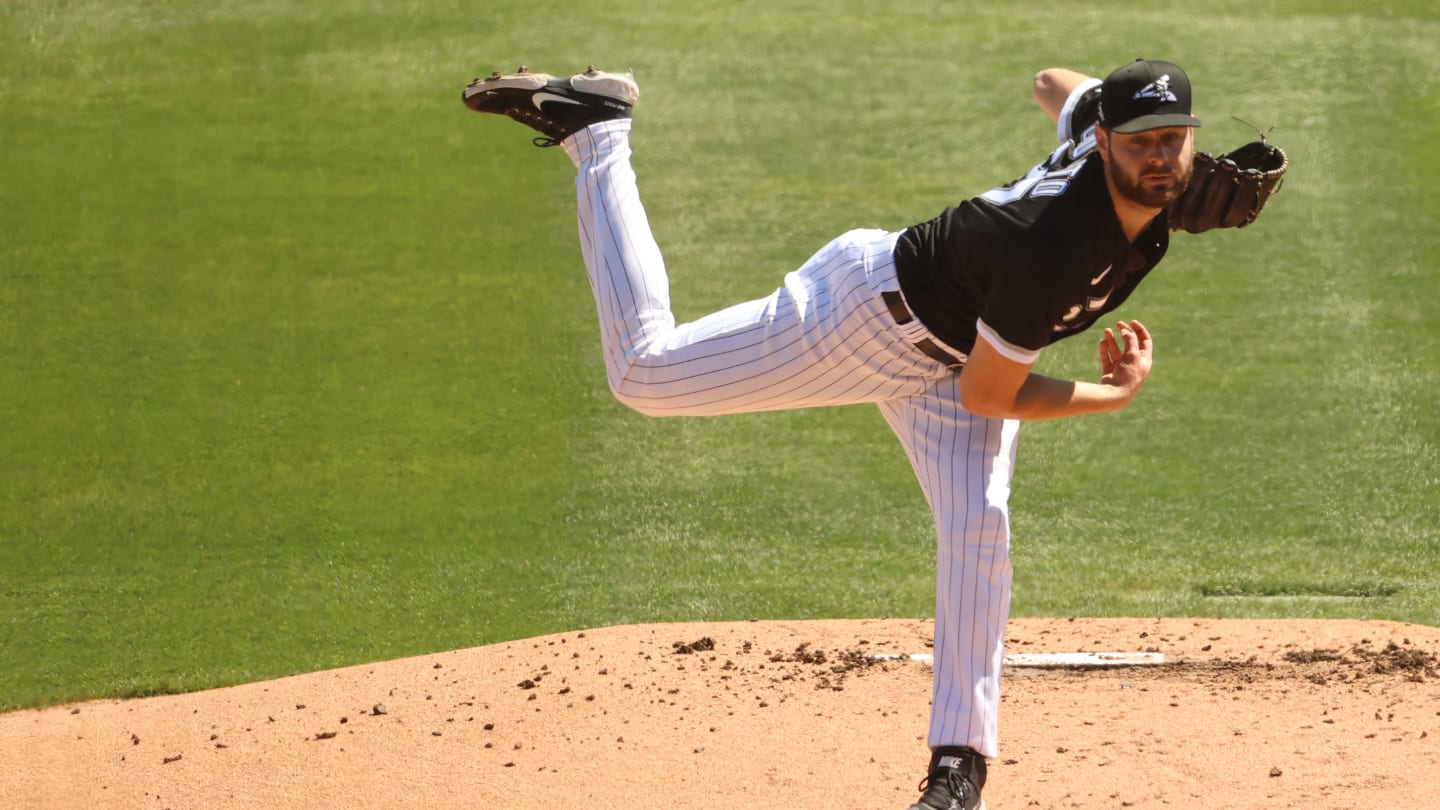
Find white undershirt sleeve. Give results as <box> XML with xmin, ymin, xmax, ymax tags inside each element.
<box><xmin>1057</xmin><ymin>77</ymin><xmax>1103</xmax><ymax>144</ymax></box>
<box><xmin>975</xmin><ymin>318</ymin><xmax>1043</xmax><ymax>365</ymax></box>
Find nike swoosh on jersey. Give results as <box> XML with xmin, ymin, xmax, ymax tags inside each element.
<box><xmin>1090</xmin><ymin>264</ymin><xmax>1113</xmax><ymax>286</ymax></box>
<box><xmin>532</xmin><ymin>92</ymin><xmax>584</xmax><ymax>111</ymax></box>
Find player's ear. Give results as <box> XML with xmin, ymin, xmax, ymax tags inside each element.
<box><xmin>1093</xmin><ymin>125</ymin><xmax>1110</xmax><ymax>162</ymax></box>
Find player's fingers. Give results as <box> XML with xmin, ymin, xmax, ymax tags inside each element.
<box><xmin>1116</xmin><ymin>321</ymin><xmax>1138</xmax><ymax>354</ymax></box>
<box><xmin>1100</xmin><ymin>328</ymin><xmax>1118</xmax><ymax>366</ymax></box>
<box><xmin>1129</xmin><ymin>320</ymin><xmax>1153</xmax><ymax>351</ymax></box>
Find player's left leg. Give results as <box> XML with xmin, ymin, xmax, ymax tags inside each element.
<box><xmin>878</xmin><ymin>384</ymin><xmax>1019</xmax><ymax>808</ymax></box>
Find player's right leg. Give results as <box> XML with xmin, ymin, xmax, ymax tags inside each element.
<box><xmin>568</xmin><ymin>124</ymin><xmax>935</xmax><ymax>416</ymax></box>
<box><xmin>464</xmin><ymin>67</ymin><xmax>951</xmax><ymax>416</ymax></box>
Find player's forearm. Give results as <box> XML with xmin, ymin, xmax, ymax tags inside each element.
<box><xmin>998</xmin><ymin>373</ymin><xmax>1134</xmax><ymax>421</ymax></box>
<box><xmin>959</xmin><ymin>321</ymin><xmax>1153</xmax><ymax>421</ymax></box>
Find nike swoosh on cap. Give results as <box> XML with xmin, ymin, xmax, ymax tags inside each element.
<box><xmin>1090</xmin><ymin>264</ymin><xmax>1113</xmax><ymax>285</ymax></box>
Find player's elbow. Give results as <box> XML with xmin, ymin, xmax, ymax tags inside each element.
<box><xmin>960</xmin><ymin>392</ymin><xmax>1012</xmax><ymax>420</ymax></box>
<box><xmin>1032</xmin><ymin>69</ymin><xmax>1062</xmax><ymax>104</ymax></box>
<box><xmin>1032</xmin><ymin>68</ymin><xmax>1087</xmax><ymax>125</ymax></box>
<box><xmin>958</xmin><ymin>375</ymin><xmax>1015</xmax><ymax>420</ymax></box>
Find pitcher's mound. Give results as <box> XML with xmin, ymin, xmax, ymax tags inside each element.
<box><xmin>3</xmin><ymin>618</ymin><xmax>1438</xmax><ymax>809</ymax></box>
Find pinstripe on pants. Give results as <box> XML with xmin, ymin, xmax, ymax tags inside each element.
<box><xmin>563</xmin><ymin>120</ymin><xmax>1019</xmax><ymax>758</ymax></box>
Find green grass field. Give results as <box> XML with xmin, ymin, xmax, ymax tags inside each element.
<box><xmin>2</xmin><ymin>0</ymin><xmax>1436</xmax><ymax>711</ymax></box>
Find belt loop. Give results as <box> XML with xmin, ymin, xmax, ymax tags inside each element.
<box><xmin>881</xmin><ymin>291</ymin><xmax>964</xmax><ymax>369</ymax></box>
<box><xmin>881</xmin><ymin>290</ymin><xmax>914</xmax><ymax>325</ymax></box>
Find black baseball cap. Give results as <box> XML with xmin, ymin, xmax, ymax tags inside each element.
<box><xmin>1098</xmin><ymin>59</ymin><xmax>1203</xmax><ymax>133</ymax></box>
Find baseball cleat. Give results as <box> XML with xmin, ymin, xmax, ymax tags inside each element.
<box><xmin>462</xmin><ymin>65</ymin><xmax>638</xmax><ymax>147</ymax></box>
<box><xmin>907</xmin><ymin>747</ymin><xmax>987</xmax><ymax>810</ymax></box>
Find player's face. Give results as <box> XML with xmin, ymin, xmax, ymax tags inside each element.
<box><xmin>1099</xmin><ymin>126</ymin><xmax>1194</xmax><ymax>210</ymax></box>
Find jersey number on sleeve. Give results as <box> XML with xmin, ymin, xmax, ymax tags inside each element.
<box><xmin>978</xmin><ymin>151</ymin><xmax>1087</xmax><ymax>206</ymax></box>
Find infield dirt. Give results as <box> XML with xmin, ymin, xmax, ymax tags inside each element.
<box><xmin>4</xmin><ymin>617</ymin><xmax>1437</xmax><ymax>809</ymax></box>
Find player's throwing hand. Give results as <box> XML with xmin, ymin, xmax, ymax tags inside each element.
<box><xmin>1099</xmin><ymin>319</ymin><xmax>1153</xmax><ymax>394</ymax></box>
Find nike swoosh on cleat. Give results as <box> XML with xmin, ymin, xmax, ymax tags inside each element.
<box><xmin>1090</xmin><ymin>264</ymin><xmax>1113</xmax><ymax>286</ymax></box>
<box><xmin>532</xmin><ymin>91</ymin><xmax>584</xmax><ymax>111</ymax></box>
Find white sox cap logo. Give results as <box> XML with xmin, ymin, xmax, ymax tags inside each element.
<box><xmin>1132</xmin><ymin>75</ymin><xmax>1178</xmax><ymax>103</ymax></box>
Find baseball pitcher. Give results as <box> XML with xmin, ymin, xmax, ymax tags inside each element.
<box><xmin>461</xmin><ymin>58</ymin><xmax>1285</xmax><ymax>810</ymax></box>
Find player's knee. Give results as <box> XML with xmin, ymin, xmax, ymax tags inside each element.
<box><xmin>607</xmin><ymin>376</ymin><xmax>667</xmax><ymax>417</ymax></box>
<box><xmin>940</xmin><ymin>505</ymin><xmax>1012</xmax><ymax>551</ymax></box>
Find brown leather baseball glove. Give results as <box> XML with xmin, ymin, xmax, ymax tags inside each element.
<box><xmin>1169</xmin><ymin>140</ymin><xmax>1289</xmax><ymax>233</ymax></box>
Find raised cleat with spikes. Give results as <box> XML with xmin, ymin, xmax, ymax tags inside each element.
<box><xmin>461</xmin><ymin>65</ymin><xmax>638</xmax><ymax>147</ymax></box>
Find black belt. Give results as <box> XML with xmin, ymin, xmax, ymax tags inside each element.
<box><xmin>882</xmin><ymin>291</ymin><xmax>965</xmax><ymax>369</ymax></box>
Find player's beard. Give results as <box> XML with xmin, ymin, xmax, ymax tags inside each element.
<box><xmin>1105</xmin><ymin>145</ymin><xmax>1192</xmax><ymax>210</ymax></box>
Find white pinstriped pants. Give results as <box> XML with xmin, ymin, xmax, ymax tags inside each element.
<box><xmin>563</xmin><ymin>120</ymin><xmax>1020</xmax><ymax>759</ymax></box>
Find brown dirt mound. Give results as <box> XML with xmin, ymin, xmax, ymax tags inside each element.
<box><xmin>3</xmin><ymin>618</ymin><xmax>1438</xmax><ymax>809</ymax></box>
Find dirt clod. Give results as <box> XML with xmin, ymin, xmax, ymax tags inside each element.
<box><xmin>672</xmin><ymin>638</ymin><xmax>716</xmax><ymax>655</ymax></box>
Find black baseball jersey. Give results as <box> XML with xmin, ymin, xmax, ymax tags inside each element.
<box><xmin>892</xmin><ymin>81</ymin><xmax>1170</xmax><ymax>365</ymax></box>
